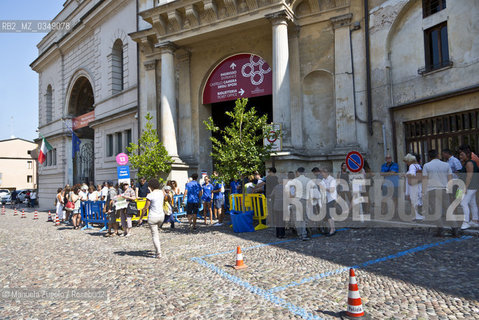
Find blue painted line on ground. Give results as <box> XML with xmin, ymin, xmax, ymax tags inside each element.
<box><xmin>199</xmin><ymin>228</ymin><xmax>350</xmax><ymax>259</ymax></box>
<box><xmin>191</xmin><ymin>257</ymin><xmax>323</xmax><ymax>320</ymax></box>
<box><xmin>268</xmin><ymin>235</ymin><xmax>473</xmax><ymax>293</ymax></box>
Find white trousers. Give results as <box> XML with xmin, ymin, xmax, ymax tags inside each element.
<box><xmin>461</xmin><ymin>189</ymin><xmax>478</xmax><ymax>222</ymax></box>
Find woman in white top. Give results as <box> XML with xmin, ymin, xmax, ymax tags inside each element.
<box><xmin>143</xmin><ymin>178</ymin><xmax>165</xmax><ymax>259</ymax></box>
<box><xmin>87</xmin><ymin>186</ymin><xmax>98</xmax><ymax>201</ymax></box>
<box><xmin>71</xmin><ymin>186</ymin><xmax>82</xmax><ymax>229</ymax></box>
<box><xmin>56</xmin><ymin>188</ymin><xmax>64</xmax><ymax>221</ymax></box>
<box><xmin>404</xmin><ymin>153</ymin><xmax>424</xmax><ymax>221</ymax></box>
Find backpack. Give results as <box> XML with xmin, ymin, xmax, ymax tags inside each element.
<box><xmin>408</xmin><ymin>164</ymin><xmax>422</xmax><ymax>186</ymax></box>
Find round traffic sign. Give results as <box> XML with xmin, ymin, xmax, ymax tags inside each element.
<box><xmin>267</xmin><ymin>130</ymin><xmax>278</xmax><ymax>143</ymax></box>
<box><xmin>346</xmin><ymin>151</ymin><xmax>364</xmax><ymax>173</ymax></box>
<box><xmin>116</xmin><ymin>153</ymin><xmax>129</xmax><ymax>166</ymax></box>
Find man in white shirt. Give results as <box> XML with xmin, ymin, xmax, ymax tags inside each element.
<box><xmin>100</xmin><ymin>182</ymin><xmax>109</xmax><ymax>201</ymax></box>
<box><xmin>291</xmin><ymin>167</ymin><xmax>312</xmax><ymax>240</ymax></box>
<box><xmin>422</xmin><ymin>149</ymin><xmax>453</xmax><ymax>237</ymax></box>
<box><xmin>320</xmin><ymin>168</ymin><xmax>337</xmax><ymax>236</ymax></box>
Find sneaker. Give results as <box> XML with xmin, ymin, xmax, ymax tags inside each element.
<box><xmin>469</xmin><ymin>221</ymin><xmax>479</xmax><ymax>228</ymax></box>
<box><xmin>124</xmin><ymin>233</ymin><xmax>132</xmax><ymax>237</ymax></box>
<box><xmin>213</xmin><ymin>222</ymin><xmax>223</xmax><ymax>226</ymax></box>
<box><xmin>461</xmin><ymin>222</ymin><xmax>471</xmax><ymax>230</ymax></box>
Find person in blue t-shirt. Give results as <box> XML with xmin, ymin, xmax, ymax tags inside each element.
<box><xmin>230</xmin><ymin>179</ymin><xmax>242</xmax><ymax>194</ymax></box>
<box><xmin>201</xmin><ymin>176</ymin><xmax>214</xmax><ymax>225</ymax></box>
<box><xmin>184</xmin><ymin>173</ymin><xmax>202</xmax><ymax>230</ymax></box>
<box><xmin>380</xmin><ymin>155</ymin><xmax>399</xmax><ymax>201</ymax></box>
<box><xmin>212</xmin><ymin>171</ymin><xmax>225</xmax><ymax>226</ymax></box>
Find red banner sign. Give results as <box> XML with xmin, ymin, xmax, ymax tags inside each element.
<box><xmin>72</xmin><ymin>111</ymin><xmax>95</xmax><ymax>130</ymax></box>
<box><xmin>203</xmin><ymin>54</ymin><xmax>272</xmax><ymax>104</ymax></box>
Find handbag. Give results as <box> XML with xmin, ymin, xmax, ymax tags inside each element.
<box><xmin>126</xmin><ymin>201</ymin><xmax>138</xmax><ymax>216</ymax></box>
<box><xmin>65</xmin><ymin>201</ymin><xmax>75</xmax><ymax>210</ymax></box>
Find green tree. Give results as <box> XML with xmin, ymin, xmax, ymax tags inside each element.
<box><xmin>127</xmin><ymin>113</ymin><xmax>172</xmax><ymax>182</ymax></box>
<box><xmin>204</xmin><ymin>98</ymin><xmax>275</xmax><ymax>210</ymax></box>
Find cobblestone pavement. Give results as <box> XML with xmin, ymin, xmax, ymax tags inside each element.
<box><xmin>0</xmin><ymin>208</ymin><xmax>478</xmax><ymax>320</ymax></box>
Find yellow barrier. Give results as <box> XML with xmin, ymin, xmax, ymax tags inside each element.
<box><xmin>116</xmin><ymin>198</ymin><xmax>148</xmax><ymax>223</ymax></box>
<box><xmin>229</xmin><ymin>193</ymin><xmax>268</xmax><ymax>231</ymax></box>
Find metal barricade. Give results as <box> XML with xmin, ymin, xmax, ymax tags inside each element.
<box><xmin>173</xmin><ymin>194</ymin><xmax>204</xmax><ymax>223</ymax></box>
<box><xmin>81</xmin><ymin>201</ymin><xmax>107</xmax><ymax>231</ymax></box>
<box><xmin>228</xmin><ymin>193</ymin><xmax>268</xmax><ymax>231</ymax></box>
<box><xmin>116</xmin><ymin>198</ymin><xmax>149</xmax><ymax>223</ymax></box>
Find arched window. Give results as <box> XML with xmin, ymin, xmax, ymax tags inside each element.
<box><xmin>46</xmin><ymin>85</ymin><xmax>53</xmax><ymax>123</ymax></box>
<box><xmin>112</xmin><ymin>39</ymin><xmax>124</xmax><ymax>93</ymax></box>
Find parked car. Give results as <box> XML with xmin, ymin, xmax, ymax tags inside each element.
<box><xmin>0</xmin><ymin>189</ymin><xmax>9</xmax><ymax>197</ymax></box>
<box><xmin>1</xmin><ymin>192</ymin><xmax>11</xmax><ymax>204</ymax></box>
<box><xmin>16</xmin><ymin>190</ymin><xmax>32</xmax><ymax>203</ymax></box>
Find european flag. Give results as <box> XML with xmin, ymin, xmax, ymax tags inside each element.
<box><xmin>72</xmin><ymin>132</ymin><xmax>81</xmax><ymax>159</ymax></box>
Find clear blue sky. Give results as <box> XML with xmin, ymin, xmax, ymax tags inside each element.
<box><xmin>0</xmin><ymin>1</ymin><xmax>64</xmax><ymax>142</ymax></box>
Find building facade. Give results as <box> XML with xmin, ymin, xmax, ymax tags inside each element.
<box><xmin>31</xmin><ymin>0</ymin><xmax>139</xmax><ymax>208</ymax></box>
<box><xmin>0</xmin><ymin>138</ymin><xmax>38</xmax><ymax>191</ymax></box>
<box><xmin>32</xmin><ymin>0</ymin><xmax>479</xmax><ymax>205</ymax></box>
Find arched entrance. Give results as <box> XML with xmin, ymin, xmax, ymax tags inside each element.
<box><xmin>203</xmin><ymin>54</ymin><xmax>273</xmax><ymax>169</ymax></box>
<box><xmin>68</xmin><ymin>76</ymin><xmax>95</xmax><ymax>185</ymax></box>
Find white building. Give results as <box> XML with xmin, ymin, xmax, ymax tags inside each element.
<box><xmin>31</xmin><ymin>0</ymin><xmax>138</xmax><ymax>208</ymax></box>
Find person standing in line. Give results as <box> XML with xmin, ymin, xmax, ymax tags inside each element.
<box><xmin>442</xmin><ymin>149</ymin><xmax>462</xmax><ymax>178</ymax></box>
<box><xmin>201</xmin><ymin>176</ymin><xmax>214</xmax><ymax>225</ymax></box>
<box><xmin>404</xmin><ymin>153</ymin><xmax>424</xmax><ymax>221</ymax></box>
<box><xmin>319</xmin><ymin>168</ymin><xmax>337</xmax><ymax>236</ymax></box>
<box><xmin>230</xmin><ymin>179</ymin><xmax>242</xmax><ymax>195</ymax></box>
<box><xmin>337</xmin><ymin>162</ymin><xmax>351</xmax><ymax>205</ymax></box>
<box><xmin>104</xmin><ymin>181</ymin><xmax>119</xmax><ymax>237</ymax></box>
<box><xmin>212</xmin><ymin>171</ymin><xmax>225</xmax><ymax>226</ymax></box>
<box><xmin>119</xmin><ymin>182</ymin><xmax>136</xmax><ymax>237</ymax></box>
<box><xmin>70</xmin><ymin>186</ymin><xmax>82</xmax><ymax>230</ymax></box>
<box><xmin>380</xmin><ymin>155</ymin><xmax>399</xmax><ymax>206</ymax></box>
<box><xmin>161</xmin><ymin>184</ymin><xmax>175</xmax><ymax>229</ymax></box>
<box><xmin>55</xmin><ymin>188</ymin><xmax>64</xmax><ymax>222</ymax></box>
<box><xmin>292</xmin><ymin>167</ymin><xmax>312</xmax><ymax>241</ymax></box>
<box><xmin>184</xmin><ymin>173</ymin><xmax>202</xmax><ymax>230</ymax></box>
<box><xmin>143</xmin><ymin>178</ymin><xmax>165</xmax><ymax>259</ymax></box>
<box><xmin>100</xmin><ymin>182</ymin><xmax>108</xmax><ymax>201</ymax></box>
<box><xmin>422</xmin><ymin>149</ymin><xmax>453</xmax><ymax>237</ymax></box>
<box><xmin>88</xmin><ymin>186</ymin><xmax>98</xmax><ymax>201</ymax></box>
<box><xmin>458</xmin><ymin>147</ymin><xmax>479</xmax><ymax>230</ymax></box>
<box><xmin>270</xmin><ymin>177</ymin><xmax>286</xmax><ymax>238</ymax></box>
<box><xmin>136</xmin><ymin>177</ymin><xmax>150</xmax><ymax>226</ymax></box>
<box><xmin>63</xmin><ymin>186</ymin><xmax>71</xmax><ymax>224</ymax></box>
<box><xmin>171</xmin><ymin>181</ymin><xmax>181</xmax><ymax>195</ymax></box>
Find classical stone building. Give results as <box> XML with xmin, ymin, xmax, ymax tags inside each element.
<box><xmin>31</xmin><ymin>0</ymin><xmax>138</xmax><ymax>208</ymax></box>
<box><xmin>131</xmin><ymin>0</ymin><xmax>479</xmax><ymax>178</ymax></box>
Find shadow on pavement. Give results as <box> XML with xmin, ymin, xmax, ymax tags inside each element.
<box><xmin>114</xmin><ymin>250</ymin><xmax>155</xmax><ymax>258</ymax></box>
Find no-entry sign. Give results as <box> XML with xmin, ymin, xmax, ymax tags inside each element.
<box><xmin>346</xmin><ymin>151</ymin><xmax>364</xmax><ymax>173</ymax></box>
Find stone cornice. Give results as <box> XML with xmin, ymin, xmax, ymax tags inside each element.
<box><xmin>330</xmin><ymin>13</ymin><xmax>353</xmax><ymax>29</ymax></box>
<box><xmin>144</xmin><ymin>60</ymin><xmax>157</xmax><ymax>71</ymax></box>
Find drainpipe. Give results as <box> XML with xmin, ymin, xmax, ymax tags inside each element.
<box><xmin>364</xmin><ymin>0</ymin><xmax>373</xmax><ymax>136</ymax></box>
<box><xmin>136</xmin><ymin>0</ymin><xmax>141</xmax><ymax>156</ymax></box>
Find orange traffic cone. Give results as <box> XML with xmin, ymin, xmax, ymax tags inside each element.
<box><xmin>13</xmin><ymin>208</ymin><xmax>17</xmax><ymax>216</ymax></box>
<box><xmin>33</xmin><ymin>210</ymin><xmax>38</xmax><ymax>220</ymax></box>
<box><xmin>21</xmin><ymin>209</ymin><xmax>26</xmax><ymax>218</ymax></box>
<box><xmin>55</xmin><ymin>214</ymin><xmax>60</xmax><ymax>226</ymax></box>
<box><xmin>233</xmin><ymin>246</ymin><xmax>247</xmax><ymax>270</ymax></box>
<box><xmin>47</xmin><ymin>211</ymin><xmax>53</xmax><ymax>222</ymax></box>
<box><xmin>341</xmin><ymin>268</ymin><xmax>370</xmax><ymax>319</ymax></box>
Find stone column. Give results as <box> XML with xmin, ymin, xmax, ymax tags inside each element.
<box><xmin>288</xmin><ymin>26</ymin><xmax>303</xmax><ymax>150</ymax></box>
<box><xmin>266</xmin><ymin>10</ymin><xmax>293</xmax><ymax>149</ymax></box>
<box><xmin>143</xmin><ymin>59</ymin><xmax>158</xmax><ymax>130</ymax></box>
<box><xmin>331</xmin><ymin>13</ymin><xmax>357</xmax><ymax>148</ymax></box>
<box><xmin>157</xmin><ymin>41</ymin><xmax>179</xmax><ymax>158</ymax></box>
<box><xmin>177</xmin><ymin>50</ymin><xmax>193</xmax><ymax>160</ymax></box>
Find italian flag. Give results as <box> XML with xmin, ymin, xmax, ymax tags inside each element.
<box><xmin>38</xmin><ymin>137</ymin><xmax>53</xmax><ymax>164</ymax></box>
